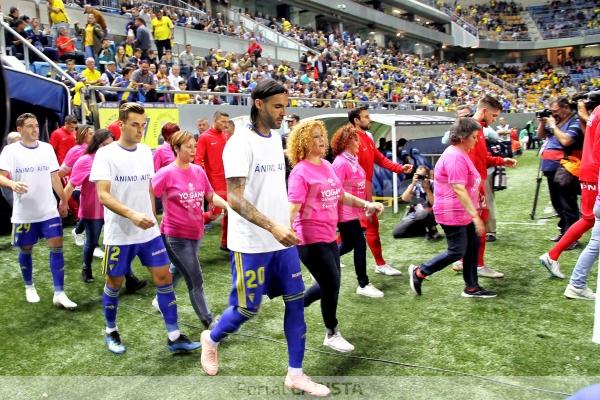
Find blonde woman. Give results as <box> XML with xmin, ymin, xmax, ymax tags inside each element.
<box><xmin>287</xmin><ymin>120</ymin><xmax>383</xmax><ymax>353</ymax></box>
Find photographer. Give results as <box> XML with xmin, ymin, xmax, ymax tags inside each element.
<box><xmin>537</xmin><ymin>97</ymin><xmax>584</xmax><ymax>242</ymax></box>
<box><xmin>392</xmin><ymin>166</ymin><xmax>441</xmax><ymax>240</ymax></box>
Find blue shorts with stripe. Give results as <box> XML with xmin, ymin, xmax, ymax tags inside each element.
<box><xmin>228</xmin><ymin>246</ymin><xmax>304</xmax><ymax>311</ymax></box>
<box><xmin>12</xmin><ymin>217</ymin><xmax>63</xmax><ymax>247</ymax></box>
<box><xmin>101</xmin><ymin>236</ymin><xmax>170</xmax><ymax>277</ymax></box>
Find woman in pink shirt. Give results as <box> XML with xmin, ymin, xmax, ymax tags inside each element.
<box><xmin>153</xmin><ymin>123</ymin><xmax>179</xmax><ymax>172</ymax></box>
<box><xmin>287</xmin><ymin>121</ymin><xmax>382</xmax><ymax>353</ymax></box>
<box><xmin>152</xmin><ymin>130</ymin><xmax>228</xmax><ymax>328</ymax></box>
<box><xmin>409</xmin><ymin>118</ymin><xmax>497</xmax><ymax>299</ymax></box>
<box><xmin>331</xmin><ymin>124</ymin><xmax>384</xmax><ymax>299</ymax></box>
<box><xmin>64</xmin><ymin>129</ymin><xmax>113</xmax><ymax>282</ymax></box>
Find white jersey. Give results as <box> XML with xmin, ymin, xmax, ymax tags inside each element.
<box><xmin>0</xmin><ymin>141</ymin><xmax>59</xmax><ymax>223</ymax></box>
<box><xmin>222</xmin><ymin>124</ymin><xmax>288</xmax><ymax>253</ymax></box>
<box><xmin>90</xmin><ymin>142</ymin><xmax>160</xmax><ymax>245</ymax></box>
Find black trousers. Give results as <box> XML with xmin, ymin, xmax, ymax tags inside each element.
<box><xmin>155</xmin><ymin>39</ymin><xmax>171</xmax><ymax>59</ymax></box>
<box><xmin>544</xmin><ymin>170</ymin><xmax>580</xmax><ymax>233</ymax></box>
<box><xmin>298</xmin><ymin>241</ymin><xmax>340</xmax><ymax>333</ymax></box>
<box><xmin>420</xmin><ymin>223</ymin><xmax>480</xmax><ymax>289</ymax></box>
<box><xmin>338</xmin><ymin>219</ymin><xmax>369</xmax><ymax>287</ymax></box>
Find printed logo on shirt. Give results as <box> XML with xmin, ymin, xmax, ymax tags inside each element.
<box><xmin>15</xmin><ymin>165</ymin><xmax>50</xmax><ymax>173</ymax></box>
<box><xmin>210</xmin><ymin>142</ymin><xmax>217</xmax><ymax>145</ymax></box>
<box><xmin>320</xmin><ymin>186</ymin><xmax>342</xmax><ymax>209</ymax></box>
<box><xmin>179</xmin><ymin>182</ymin><xmax>204</xmax><ymax>209</ymax></box>
<box><xmin>254</xmin><ymin>163</ymin><xmax>285</xmax><ymax>173</ymax></box>
<box><xmin>114</xmin><ymin>174</ymin><xmax>151</xmax><ymax>182</ymax></box>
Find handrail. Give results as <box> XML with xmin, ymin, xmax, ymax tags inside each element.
<box><xmin>470</xmin><ymin>65</ymin><xmax>518</xmax><ymax>96</ymax></box>
<box><xmin>0</xmin><ymin>14</ymin><xmax>78</xmax><ymax>87</ymax></box>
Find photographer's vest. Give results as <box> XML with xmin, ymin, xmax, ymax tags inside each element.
<box><xmin>540</xmin><ymin>113</ymin><xmax>583</xmax><ymax>173</ymax></box>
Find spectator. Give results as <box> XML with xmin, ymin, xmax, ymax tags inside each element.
<box><xmin>133</xmin><ymin>17</ymin><xmax>151</xmax><ymax>59</ymax></box>
<box><xmin>151</xmin><ymin>9</ymin><xmax>174</xmax><ymax>59</ymax></box>
<box><xmin>4</xmin><ymin>6</ymin><xmax>20</xmax><ymax>24</ymax></box>
<box><xmin>26</xmin><ymin>18</ymin><xmax>59</xmax><ymax>62</ymax></box>
<box><xmin>83</xmin><ymin>5</ymin><xmax>107</xmax><ymax>36</ymax></box>
<box><xmin>47</xmin><ymin>0</ymin><xmax>69</xmax><ymax>37</ymax></box>
<box><xmin>112</xmin><ymin>66</ymin><xmax>136</xmax><ymax>102</ymax></box>
<box><xmin>174</xmin><ymin>81</ymin><xmax>194</xmax><ymax>104</ymax></box>
<box><xmin>146</xmin><ymin>49</ymin><xmax>160</xmax><ymax>69</ymax></box>
<box><xmin>168</xmin><ymin>65</ymin><xmax>185</xmax><ymax>89</ymax></box>
<box><xmin>114</xmin><ymin>45</ymin><xmax>128</xmax><ymax>71</ymax></box>
<box><xmin>97</xmin><ymin>38</ymin><xmax>114</xmax><ymax>72</ymax></box>
<box><xmin>131</xmin><ymin>60</ymin><xmax>158</xmax><ymax>102</ymax></box>
<box><xmin>100</xmin><ymin>61</ymin><xmax>118</xmax><ymax>86</ymax></box>
<box><xmin>118</xmin><ymin>33</ymin><xmax>135</xmax><ymax>58</ymax></box>
<box><xmin>56</xmin><ymin>26</ymin><xmax>84</xmax><ymax>64</ymax></box>
<box><xmin>80</xmin><ymin>57</ymin><xmax>103</xmax><ymax>86</ymax></box>
<box><xmin>179</xmin><ymin>44</ymin><xmax>195</xmax><ymax>78</ymax></box>
<box><xmin>75</xmin><ymin>13</ymin><xmax>103</xmax><ymax>61</ymax></box>
<box><xmin>61</xmin><ymin>59</ymin><xmax>81</xmax><ymax>88</ymax></box>
<box><xmin>196</xmin><ymin>118</ymin><xmax>209</xmax><ymax>139</ymax></box>
<box><xmin>247</xmin><ymin>37</ymin><xmax>262</xmax><ymax>62</ymax></box>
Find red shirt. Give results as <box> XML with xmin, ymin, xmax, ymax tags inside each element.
<box><xmin>49</xmin><ymin>126</ymin><xmax>76</xmax><ymax>165</ymax></box>
<box><xmin>468</xmin><ymin>121</ymin><xmax>505</xmax><ymax>186</ymax></box>
<box><xmin>247</xmin><ymin>42</ymin><xmax>262</xmax><ymax>55</ymax></box>
<box><xmin>356</xmin><ymin>129</ymin><xmax>404</xmax><ymax>199</ymax></box>
<box><xmin>55</xmin><ymin>35</ymin><xmax>76</xmax><ymax>57</ymax></box>
<box><xmin>194</xmin><ymin>127</ymin><xmax>229</xmax><ymax>192</ymax></box>
<box><xmin>578</xmin><ymin>106</ymin><xmax>600</xmax><ymax>183</ymax></box>
<box><xmin>107</xmin><ymin>120</ymin><xmax>121</xmax><ymax>140</ymax></box>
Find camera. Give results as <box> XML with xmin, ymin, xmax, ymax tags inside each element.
<box><xmin>572</xmin><ymin>90</ymin><xmax>600</xmax><ymax>112</ymax></box>
<box><xmin>536</xmin><ymin>109</ymin><xmax>552</xmax><ymax>119</ymax></box>
<box><xmin>415</xmin><ymin>174</ymin><xmax>426</xmax><ymax>180</ymax></box>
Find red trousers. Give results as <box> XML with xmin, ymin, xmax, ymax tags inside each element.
<box><xmin>359</xmin><ymin>213</ymin><xmax>386</xmax><ymax>266</ymax></box>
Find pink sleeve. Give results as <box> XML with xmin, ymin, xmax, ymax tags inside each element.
<box><xmin>63</xmin><ymin>148</ymin><xmax>77</xmax><ymax>169</ymax></box>
<box><xmin>153</xmin><ymin>148</ymin><xmax>162</xmax><ymax>172</ymax></box>
<box><xmin>332</xmin><ymin>157</ymin><xmax>347</xmax><ymax>182</ymax></box>
<box><xmin>151</xmin><ymin>167</ymin><xmax>167</xmax><ymax>197</ymax></box>
<box><xmin>287</xmin><ymin>166</ymin><xmax>308</xmax><ymax>204</ymax></box>
<box><xmin>446</xmin><ymin>153</ymin><xmax>469</xmax><ymax>185</ymax></box>
<box><xmin>69</xmin><ymin>157</ymin><xmax>91</xmax><ymax>186</ymax></box>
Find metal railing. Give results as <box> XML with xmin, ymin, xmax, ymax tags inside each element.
<box><xmin>470</xmin><ymin>65</ymin><xmax>518</xmax><ymax>96</ymax></box>
<box><xmin>98</xmin><ymin>0</ymin><xmax>207</xmax><ymax>21</ymax></box>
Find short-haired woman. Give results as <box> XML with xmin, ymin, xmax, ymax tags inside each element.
<box><xmin>409</xmin><ymin>118</ymin><xmax>497</xmax><ymax>298</ymax></box>
<box><xmin>287</xmin><ymin>120</ymin><xmax>383</xmax><ymax>352</ymax></box>
<box><xmin>152</xmin><ymin>130</ymin><xmax>228</xmax><ymax>328</ymax></box>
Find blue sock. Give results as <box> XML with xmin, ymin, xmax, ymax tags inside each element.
<box><xmin>210</xmin><ymin>306</ymin><xmax>253</xmax><ymax>343</ymax></box>
<box><xmin>102</xmin><ymin>284</ymin><xmax>120</xmax><ymax>329</ymax></box>
<box><xmin>156</xmin><ymin>284</ymin><xmax>179</xmax><ymax>333</ymax></box>
<box><xmin>18</xmin><ymin>248</ymin><xmax>33</xmax><ymax>285</ymax></box>
<box><xmin>284</xmin><ymin>297</ymin><xmax>306</xmax><ymax>369</ymax></box>
<box><xmin>49</xmin><ymin>247</ymin><xmax>64</xmax><ymax>292</ymax></box>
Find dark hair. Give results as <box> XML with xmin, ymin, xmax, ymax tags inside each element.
<box><xmin>448</xmin><ymin>117</ymin><xmax>481</xmax><ymax>145</ymax></box>
<box><xmin>213</xmin><ymin>111</ymin><xmax>230</xmax><ymax>120</ymax></box>
<box><xmin>134</xmin><ymin>17</ymin><xmax>146</xmax><ymax>25</ymax></box>
<box><xmin>477</xmin><ymin>95</ymin><xmax>502</xmax><ymax>112</ymax></box>
<box><xmin>86</xmin><ymin>129</ymin><xmax>113</xmax><ymax>154</ymax></box>
<box><xmin>16</xmin><ymin>113</ymin><xmax>36</xmax><ymax>127</ymax></box>
<box><xmin>330</xmin><ymin>124</ymin><xmax>359</xmax><ymax>156</ymax></box>
<box><xmin>76</xmin><ymin>124</ymin><xmax>92</xmax><ymax>144</ymax></box>
<box><xmin>348</xmin><ymin>106</ymin><xmax>368</xmax><ymax>126</ymax></box>
<box><xmin>161</xmin><ymin>122</ymin><xmax>180</xmax><ymax>143</ymax></box>
<box><xmin>250</xmin><ymin>79</ymin><xmax>286</xmax><ymax>124</ymax></box>
<box><xmin>550</xmin><ymin>96</ymin><xmax>571</xmax><ymax>109</ymax></box>
<box><xmin>64</xmin><ymin>115</ymin><xmax>78</xmax><ymax>125</ymax></box>
<box><xmin>118</xmin><ymin>102</ymin><xmax>145</xmax><ymax>122</ymax></box>
<box><xmin>121</xmin><ymin>66</ymin><xmax>133</xmax><ymax>76</ymax></box>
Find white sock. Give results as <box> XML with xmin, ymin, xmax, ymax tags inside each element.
<box><xmin>25</xmin><ymin>284</ymin><xmax>34</xmax><ymax>289</ymax></box>
<box><xmin>167</xmin><ymin>330</ymin><xmax>181</xmax><ymax>342</ymax></box>
<box><xmin>54</xmin><ymin>291</ymin><xmax>64</xmax><ymax>295</ymax></box>
<box><xmin>288</xmin><ymin>367</ymin><xmax>303</xmax><ymax>376</ymax></box>
<box><xmin>105</xmin><ymin>326</ymin><xmax>117</xmax><ymax>334</ymax></box>
<box><xmin>205</xmin><ymin>333</ymin><xmax>218</xmax><ymax>347</ymax></box>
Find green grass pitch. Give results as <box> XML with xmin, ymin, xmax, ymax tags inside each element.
<box><xmin>0</xmin><ymin>151</ymin><xmax>599</xmax><ymax>399</ymax></box>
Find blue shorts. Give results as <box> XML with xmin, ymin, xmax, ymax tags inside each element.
<box><xmin>12</xmin><ymin>217</ymin><xmax>63</xmax><ymax>247</ymax></box>
<box><xmin>101</xmin><ymin>236</ymin><xmax>170</xmax><ymax>277</ymax></box>
<box><xmin>228</xmin><ymin>247</ymin><xmax>305</xmax><ymax>311</ymax></box>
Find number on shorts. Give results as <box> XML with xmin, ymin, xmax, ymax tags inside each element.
<box><xmin>15</xmin><ymin>224</ymin><xmax>31</xmax><ymax>233</ymax></box>
<box><xmin>109</xmin><ymin>246</ymin><xmax>121</xmax><ymax>262</ymax></box>
<box><xmin>245</xmin><ymin>266</ymin><xmax>265</xmax><ymax>289</ymax></box>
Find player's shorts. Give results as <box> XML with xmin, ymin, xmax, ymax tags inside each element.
<box><xmin>580</xmin><ymin>181</ymin><xmax>598</xmax><ymax>220</ymax></box>
<box><xmin>101</xmin><ymin>236</ymin><xmax>170</xmax><ymax>277</ymax></box>
<box><xmin>228</xmin><ymin>246</ymin><xmax>305</xmax><ymax>311</ymax></box>
<box><xmin>12</xmin><ymin>217</ymin><xmax>63</xmax><ymax>247</ymax></box>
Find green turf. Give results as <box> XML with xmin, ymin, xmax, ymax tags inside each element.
<box><xmin>0</xmin><ymin>150</ymin><xmax>599</xmax><ymax>399</ymax></box>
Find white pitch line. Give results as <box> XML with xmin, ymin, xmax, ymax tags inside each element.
<box><xmin>496</xmin><ymin>220</ymin><xmax>548</xmax><ymax>226</ymax></box>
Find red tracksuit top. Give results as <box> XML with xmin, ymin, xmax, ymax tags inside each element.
<box><xmin>194</xmin><ymin>127</ymin><xmax>229</xmax><ymax>191</ymax></box>
<box><xmin>468</xmin><ymin>121</ymin><xmax>505</xmax><ymax>185</ymax></box>
<box><xmin>357</xmin><ymin>129</ymin><xmax>404</xmax><ymax>199</ymax></box>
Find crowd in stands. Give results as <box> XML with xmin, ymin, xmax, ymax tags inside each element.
<box><xmin>453</xmin><ymin>0</ymin><xmax>530</xmax><ymax>41</ymax></box>
<box><xmin>530</xmin><ymin>0</ymin><xmax>600</xmax><ymax>39</ymax></box>
<box><xmin>2</xmin><ymin>1</ymin><xmax>598</xmax><ymax>114</ymax></box>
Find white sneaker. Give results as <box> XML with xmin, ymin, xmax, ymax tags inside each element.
<box><xmin>452</xmin><ymin>260</ymin><xmax>463</xmax><ymax>272</ymax></box>
<box><xmin>284</xmin><ymin>373</ymin><xmax>330</xmax><ymax>397</ymax></box>
<box><xmin>374</xmin><ymin>263</ymin><xmax>402</xmax><ymax>276</ymax></box>
<box><xmin>72</xmin><ymin>228</ymin><xmax>85</xmax><ymax>247</ymax></box>
<box><xmin>340</xmin><ymin>262</ymin><xmax>346</xmax><ymax>268</ymax></box>
<box><xmin>356</xmin><ymin>283</ymin><xmax>384</xmax><ymax>298</ymax></box>
<box><xmin>152</xmin><ymin>296</ymin><xmax>161</xmax><ymax>313</ymax></box>
<box><xmin>323</xmin><ymin>331</ymin><xmax>354</xmax><ymax>352</ymax></box>
<box><xmin>539</xmin><ymin>253</ymin><xmax>564</xmax><ymax>279</ymax></box>
<box><xmin>477</xmin><ymin>266</ymin><xmax>504</xmax><ymax>278</ymax></box>
<box><xmin>53</xmin><ymin>292</ymin><xmax>77</xmax><ymax>309</ymax></box>
<box><xmin>564</xmin><ymin>284</ymin><xmax>596</xmax><ymax>300</ymax></box>
<box><xmin>93</xmin><ymin>247</ymin><xmax>105</xmax><ymax>259</ymax></box>
<box><xmin>25</xmin><ymin>286</ymin><xmax>40</xmax><ymax>303</ymax></box>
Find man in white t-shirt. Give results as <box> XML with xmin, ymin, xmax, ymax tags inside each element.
<box><xmin>90</xmin><ymin>102</ymin><xmax>199</xmax><ymax>355</ymax></box>
<box><xmin>0</xmin><ymin>113</ymin><xmax>76</xmax><ymax>309</ymax></box>
<box><xmin>199</xmin><ymin>79</ymin><xmax>330</xmax><ymax>397</ymax></box>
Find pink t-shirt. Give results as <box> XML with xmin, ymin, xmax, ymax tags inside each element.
<box><xmin>152</xmin><ymin>162</ymin><xmax>213</xmax><ymax>240</ymax></box>
<box><xmin>433</xmin><ymin>145</ymin><xmax>481</xmax><ymax>226</ymax></box>
<box><xmin>153</xmin><ymin>142</ymin><xmax>175</xmax><ymax>172</ymax></box>
<box><xmin>332</xmin><ymin>152</ymin><xmax>366</xmax><ymax>223</ymax></box>
<box><xmin>61</xmin><ymin>144</ymin><xmax>87</xmax><ymax>175</ymax></box>
<box><xmin>69</xmin><ymin>154</ymin><xmax>103</xmax><ymax>220</ymax></box>
<box><xmin>288</xmin><ymin>159</ymin><xmax>344</xmax><ymax>245</ymax></box>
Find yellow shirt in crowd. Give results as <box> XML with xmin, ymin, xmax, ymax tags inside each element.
<box><xmin>49</xmin><ymin>0</ymin><xmax>69</xmax><ymax>24</ymax></box>
<box><xmin>82</xmin><ymin>68</ymin><xmax>101</xmax><ymax>84</ymax></box>
<box><xmin>84</xmin><ymin>24</ymin><xmax>94</xmax><ymax>46</ymax></box>
<box><xmin>174</xmin><ymin>93</ymin><xmax>192</xmax><ymax>104</ymax></box>
<box><xmin>152</xmin><ymin>16</ymin><xmax>173</xmax><ymax>41</ymax></box>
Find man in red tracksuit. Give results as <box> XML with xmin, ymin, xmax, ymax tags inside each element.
<box><xmin>49</xmin><ymin>115</ymin><xmax>79</xmax><ymax>165</ymax></box>
<box><xmin>461</xmin><ymin>96</ymin><xmax>517</xmax><ymax>278</ymax></box>
<box><xmin>349</xmin><ymin>106</ymin><xmax>413</xmax><ymax>276</ymax></box>
<box><xmin>540</xmin><ymin>103</ymin><xmax>600</xmax><ymax>280</ymax></box>
<box><xmin>195</xmin><ymin>111</ymin><xmax>230</xmax><ymax>251</ymax></box>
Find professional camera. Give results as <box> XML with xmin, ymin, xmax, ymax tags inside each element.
<box><xmin>415</xmin><ymin>174</ymin><xmax>426</xmax><ymax>180</ymax></box>
<box><xmin>572</xmin><ymin>90</ymin><xmax>600</xmax><ymax>112</ymax></box>
<box><xmin>535</xmin><ymin>109</ymin><xmax>552</xmax><ymax>119</ymax></box>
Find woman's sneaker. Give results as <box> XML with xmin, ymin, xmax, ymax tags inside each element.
<box><xmin>461</xmin><ymin>287</ymin><xmax>497</xmax><ymax>298</ymax></box>
<box><xmin>323</xmin><ymin>331</ymin><xmax>354</xmax><ymax>352</ymax></box>
<box><xmin>408</xmin><ymin>264</ymin><xmax>424</xmax><ymax>296</ymax></box>
<box><xmin>564</xmin><ymin>284</ymin><xmax>596</xmax><ymax>300</ymax></box>
<box><xmin>356</xmin><ymin>283</ymin><xmax>384</xmax><ymax>298</ymax></box>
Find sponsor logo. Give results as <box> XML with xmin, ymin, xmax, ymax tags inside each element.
<box><xmin>151</xmin><ymin>248</ymin><xmax>167</xmax><ymax>256</ymax></box>
<box><xmin>291</xmin><ymin>272</ymin><xmax>302</xmax><ymax>279</ymax></box>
